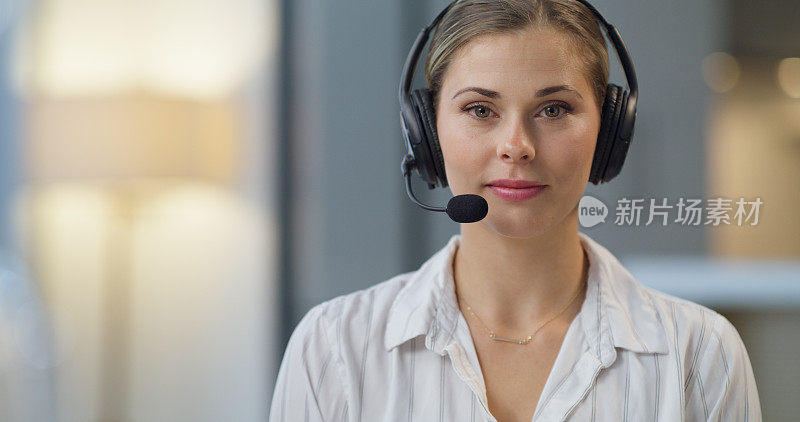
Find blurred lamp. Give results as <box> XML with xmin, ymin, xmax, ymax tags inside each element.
<box><xmin>13</xmin><ymin>0</ymin><xmax>277</xmax><ymax>420</ymax></box>
<box><xmin>776</xmin><ymin>58</ymin><xmax>800</xmax><ymax>99</ymax></box>
<box><xmin>702</xmin><ymin>52</ymin><xmax>740</xmax><ymax>94</ymax></box>
<box><xmin>14</xmin><ymin>0</ymin><xmax>274</xmax><ymax>99</ymax></box>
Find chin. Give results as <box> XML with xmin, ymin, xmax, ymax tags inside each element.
<box><xmin>479</xmin><ymin>210</ymin><xmax>556</xmax><ymax>239</ymax></box>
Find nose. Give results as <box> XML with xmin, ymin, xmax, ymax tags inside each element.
<box><xmin>497</xmin><ymin>115</ymin><xmax>536</xmax><ymax>163</ymax></box>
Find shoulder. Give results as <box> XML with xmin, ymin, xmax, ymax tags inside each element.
<box><xmin>636</xmin><ymin>281</ymin><xmax>749</xmax><ymax>363</ymax></box>
<box><xmin>640</xmin><ymin>283</ymin><xmax>740</xmax><ymax>347</ymax></box>
<box><xmin>643</xmin><ymin>284</ymin><xmax>752</xmax><ymax>369</ymax></box>
<box><xmin>638</xmin><ymin>284</ymin><xmax>756</xmax><ymax>395</ymax></box>
<box><xmin>642</xmin><ymin>284</ymin><xmax>721</xmax><ymax>334</ymax></box>
<box><xmin>288</xmin><ymin>270</ymin><xmax>416</xmax><ymax>359</ymax></box>
<box><xmin>638</xmin><ymin>289</ymin><xmax>763</xmax><ymax>418</ymax></box>
<box><xmin>273</xmin><ymin>272</ymin><xmax>421</xmax><ymax>421</ymax></box>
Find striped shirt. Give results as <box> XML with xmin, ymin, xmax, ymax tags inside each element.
<box><xmin>269</xmin><ymin>232</ymin><xmax>762</xmax><ymax>421</ymax></box>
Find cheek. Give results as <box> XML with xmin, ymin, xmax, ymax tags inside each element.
<box><xmin>539</xmin><ymin>123</ymin><xmax>598</xmax><ymax>178</ymax></box>
<box><xmin>437</xmin><ymin>116</ymin><xmax>487</xmax><ymax>183</ymax></box>
<box><xmin>439</xmin><ymin>139</ymin><xmax>485</xmax><ymax>192</ymax></box>
<box><xmin>553</xmin><ymin>116</ymin><xmax>600</xmax><ymax>174</ymax></box>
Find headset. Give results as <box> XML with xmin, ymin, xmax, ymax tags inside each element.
<box><xmin>399</xmin><ymin>0</ymin><xmax>638</xmax><ymax>190</ymax></box>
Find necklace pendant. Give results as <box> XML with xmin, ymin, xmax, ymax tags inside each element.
<box><xmin>492</xmin><ymin>336</ymin><xmax>526</xmax><ymax>344</ymax></box>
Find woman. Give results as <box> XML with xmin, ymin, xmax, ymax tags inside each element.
<box><xmin>270</xmin><ymin>1</ymin><xmax>762</xmax><ymax>421</ymax></box>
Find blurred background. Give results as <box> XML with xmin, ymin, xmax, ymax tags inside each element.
<box><xmin>0</xmin><ymin>0</ymin><xmax>796</xmax><ymax>420</ymax></box>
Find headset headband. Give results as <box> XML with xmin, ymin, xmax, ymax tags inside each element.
<box><xmin>398</xmin><ymin>0</ymin><xmax>638</xmax><ymax>140</ymax></box>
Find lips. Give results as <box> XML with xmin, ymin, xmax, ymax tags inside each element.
<box><xmin>487</xmin><ymin>179</ymin><xmax>545</xmax><ymax>188</ymax></box>
<box><xmin>486</xmin><ymin>179</ymin><xmax>547</xmax><ymax>202</ymax></box>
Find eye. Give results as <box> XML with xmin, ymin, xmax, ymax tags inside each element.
<box><xmin>540</xmin><ymin>102</ymin><xmax>572</xmax><ymax>119</ymax></box>
<box><xmin>463</xmin><ymin>104</ymin><xmax>494</xmax><ymax>119</ymax></box>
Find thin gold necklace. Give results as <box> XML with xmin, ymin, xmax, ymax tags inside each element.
<box><xmin>461</xmin><ymin>278</ymin><xmax>585</xmax><ymax>345</ymax></box>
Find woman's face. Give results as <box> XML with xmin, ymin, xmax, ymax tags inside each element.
<box><xmin>436</xmin><ymin>26</ymin><xmax>601</xmax><ymax>238</ymax></box>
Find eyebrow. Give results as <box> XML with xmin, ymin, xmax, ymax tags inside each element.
<box><xmin>451</xmin><ymin>85</ymin><xmax>583</xmax><ymax>100</ymax></box>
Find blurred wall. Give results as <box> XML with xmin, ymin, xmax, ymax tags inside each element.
<box><xmin>284</xmin><ymin>0</ymin><xmax>409</xmax><ymax>323</ymax></box>
<box><xmin>0</xmin><ymin>0</ymin><xmax>22</xmax><ymax>253</ymax></box>
<box><xmin>0</xmin><ymin>2</ymin><xmax>57</xmax><ymax>421</ymax></box>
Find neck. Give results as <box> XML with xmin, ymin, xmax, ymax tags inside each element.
<box><xmin>453</xmin><ymin>205</ymin><xmax>588</xmax><ymax>333</ymax></box>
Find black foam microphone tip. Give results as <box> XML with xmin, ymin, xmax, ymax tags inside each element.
<box><xmin>446</xmin><ymin>194</ymin><xmax>488</xmax><ymax>223</ymax></box>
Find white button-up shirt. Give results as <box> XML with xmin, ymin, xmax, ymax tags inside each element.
<box><xmin>269</xmin><ymin>232</ymin><xmax>762</xmax><ymax>421</ymax></box>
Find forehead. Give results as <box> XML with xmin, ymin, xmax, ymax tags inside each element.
<box><xmin>442</xmin><ymin>27</ymin><xmax>589</xmax><ymax>95</ymax></box>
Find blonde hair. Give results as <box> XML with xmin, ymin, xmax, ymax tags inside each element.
<box><xmin>424</xmin><ymin>0</ymin><xmax>609</xmax><ymax>110</ymax></box>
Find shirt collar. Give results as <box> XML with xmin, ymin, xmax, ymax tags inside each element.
<box><xmin>383</xmin><ymin>232</ymin><xmax>669</xmax><ymax>361</ymax></box>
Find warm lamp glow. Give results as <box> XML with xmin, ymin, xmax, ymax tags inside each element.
<box><xmin>776</xmin><ymin>57</ymin><xmax>800</xmax><ymax>99</ymax></box>
<box><xmin>14</xmin><ymin>180</ymin><xmax>273</xmax><ymax>421</ymax></box>
<box><xmin>24</xmin><ymin>94</ymin><xmax>240</xmax><ymax>183</ymax></box>
<box><xmin>702</xmin><ymin>52</ymin><xmax>740</xmax><ymax>93</ymax></box>
<box><xmin>13</xmin><ymin>0</ymin><xmax>277</xmax><ymax>99</ymax></box>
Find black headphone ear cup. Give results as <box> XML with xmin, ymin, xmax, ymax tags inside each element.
<box><xmin>603</xmin><ymin>89</ymin><xmax>632</xmax><ymax>181</ymax></box>
<box><xmin>413</xmin><ymin>89</ymin><xmax>448</xmax><ymax>187</ymax></box>
<box><xmin>590</xmin><ymin>84</ymin><xmax>623</xmax><ymax>184</ymax></box>
<box><xmin>402</xmin><ymin>92</ymin><xmax>435</xmax><ymax>186</ymax></box>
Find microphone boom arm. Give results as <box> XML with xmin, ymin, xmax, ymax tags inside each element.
<box><xmin>401</xmin><ymin>155</ymin><xmax>446</xmax><ymax>212</ymax></box>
